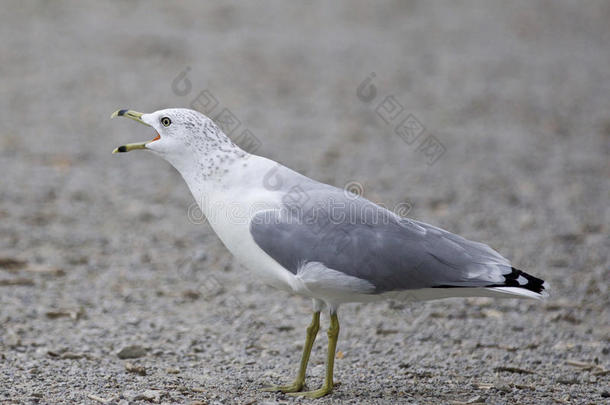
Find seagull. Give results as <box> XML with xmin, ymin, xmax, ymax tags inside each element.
<box><xmin>111</xmin><ymin>108</ymin><xmax>548</xmax><ymax>398</ymax></box>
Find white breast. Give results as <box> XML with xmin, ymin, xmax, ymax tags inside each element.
<box><xmin>187</xmin><ymin>156</ymin><xmax>300</xmax><ymax>292</ymax></box>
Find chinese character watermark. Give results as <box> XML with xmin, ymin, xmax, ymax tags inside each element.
<box><xmin>171</xmin><ymin>66</ymin><xmax>262</xmax><ymax>154</ymax></box>
<box><xmin>357</xmin><ymin>72</ymin><xmax>446</xmax><ymax>165</ymax></box>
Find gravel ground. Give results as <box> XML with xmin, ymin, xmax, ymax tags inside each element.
<box><xmin>1</xmin><ymin>2</ymin><xmax>608</xmax><ymax>404</ymax></box>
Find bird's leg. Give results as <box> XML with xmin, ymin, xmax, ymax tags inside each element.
<box><xmin>289</xmin><ymin>312</ymin><xmax>340</xmax><ymax>398</ymax></box>
<box><xmin>262</xmin><ymin>311</ymin><xmax>320</xmax><ymax>393</ymax></box>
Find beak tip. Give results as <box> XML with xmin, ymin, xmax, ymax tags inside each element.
<box><xmin>112</xmin><ymin>145</ymin><xmax>127</xmax><ymax>154</ymax></box>
<box><xmin>110</xmin><ymin>109</ymin><xmax>129</xmax><ymax>119</ymax></box>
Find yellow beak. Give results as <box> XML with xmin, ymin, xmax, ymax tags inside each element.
<box><xmin>110</xmin><ymin>109</ymin><xmax>156</xmax><ymax>153</ymax></box>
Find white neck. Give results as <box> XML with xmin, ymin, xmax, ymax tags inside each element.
<box><xmin>168</xmin><ymin>146</ymin><xmax>248</xmax><ymax>194</ymax></box>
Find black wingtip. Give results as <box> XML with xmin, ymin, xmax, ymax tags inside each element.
<box><xmin>117</xmin><ymin>109</ymin><xmax>128</xmax><ymax>116</ymax></box>
<box><xmin>431</xmin><ymin>267</ymin><xmax>548</xmax><ymax>295</ymax></box>
<box><xmin>499</xmin><ymin>267</ymin><xmax>546</xmax><ymax>294</ymax></box>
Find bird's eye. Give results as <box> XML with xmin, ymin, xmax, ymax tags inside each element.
<box><xmin>161</xmin><ymin>117</ymin><xmax>172</xmax><ymax>127</ymax></box>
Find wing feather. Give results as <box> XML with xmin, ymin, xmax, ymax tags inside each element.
<box><xmin>250</xmin><ymin>183</ymin><xmax>517</xmax><ymax>294</ymax></box>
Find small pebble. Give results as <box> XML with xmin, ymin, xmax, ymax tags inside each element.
<box><xmin>117</xmin><ymin>345</ymin><xmax>147</xmax><ymax>359</ymax></box>
<box><xmin>125</xmin><ymin>362</ymin><xmax>147</xmax><ymax>376</ymax></box>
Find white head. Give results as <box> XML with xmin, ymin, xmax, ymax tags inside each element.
<box><xmin>111</xmin><ymin>108</ymin><xmax>246</xmax><ymax>178</ymax></box>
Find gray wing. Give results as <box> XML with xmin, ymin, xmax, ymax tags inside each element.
<box><xmin>250</xmin><ymin>181</ymin><xmax>515</xmax><ymax>294</ymax></box>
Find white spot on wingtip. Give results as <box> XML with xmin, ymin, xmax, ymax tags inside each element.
<box><xmin>516</xmin><ymin>275</ymin><xmax>528</xmax><ymax>285</ymax></box>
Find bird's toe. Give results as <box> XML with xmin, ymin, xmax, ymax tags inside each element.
<box><xmin>261</xmin><ymin>381</ymin><xmax>305</xmax><ymax>393</ymax></box>
<box><xmin>287</xmin><ymin>385</ymin><xmax>333</xmax><ymax>398</ymax></box>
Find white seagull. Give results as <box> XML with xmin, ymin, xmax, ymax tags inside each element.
<box><xmin>111</xmin><ymin>108</ymin><xmax>548</xmax><ymax>398</ymax></box>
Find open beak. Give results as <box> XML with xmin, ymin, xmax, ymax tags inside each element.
<box><xmin>110</xmin><ymin>109</ymin><xmax>159</xmax><ymax>153</ymax></box>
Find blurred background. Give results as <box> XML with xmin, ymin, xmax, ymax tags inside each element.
<box><xmin>0</xmin><ymin>1</ymin><xmax>608</xmax><ymax>403</ymax></box>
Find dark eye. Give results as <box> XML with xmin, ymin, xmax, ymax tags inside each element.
<box><xmin>161</xmin><ymin>117</ymin><xmax>172</xmax><ymax>127</ymax></box>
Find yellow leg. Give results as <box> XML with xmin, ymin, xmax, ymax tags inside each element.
<box><xmin>289</xmin><ymin>312</ymin><xmax>340</xmax><ymax>398</ymax></box>
<box><xmin>262</xmin><ymin>311</ymin><xmax>321</xmax><ymax>393</ymax></box>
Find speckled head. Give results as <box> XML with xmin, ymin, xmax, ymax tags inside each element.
<box><xmin>112</xmin><ymin>108</ymin><xmax>246</xmax><ymax>178</ymax></box>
